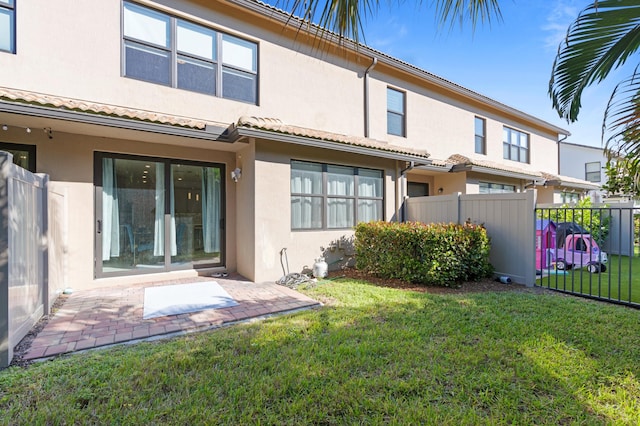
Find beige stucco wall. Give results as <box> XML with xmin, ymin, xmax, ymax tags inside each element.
<box><xmin>0</xmin><ymin>0</ymin><xmax>569</xmax><ymax>286</ymax></box>
<box><xmin>0</xmin><ymin>0</ymin><xmax>561</xmax><ymax>174</ymax></box>
<box><xmin>0</xmin><ymin>123</ymin><xmax>237</xmax><ymax>289</ymax></box>
<box><xmin>249</xmin><ymin>140</ymin><xmax>399</xmax><ymax>283</ymax></box>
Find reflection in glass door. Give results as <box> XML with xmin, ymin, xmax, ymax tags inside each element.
<box><xmin>171</xmin><ymin>164</ymin><xmax>222</xmax><ymax>266</ymax></box>
<box><xmin>97</xmin><ymin>154</ymin><xmax>224</xmax><ymax>275</ymax></box>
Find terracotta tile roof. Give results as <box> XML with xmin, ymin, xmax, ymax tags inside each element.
<box><xmin>0</xmin><ymin>87</ymin><xmax>208</xmax><ymax>129</ymax></box>
<box><xmin>447</xmin><ymin>154</ymin><xmax>543</xmax><ymax>178</ymax></box>
<box><xmin>235</xmin><ymin>116</ymin><xmax>431</xmax><ymax>159</ymax></box>
<box><xmin>541</xmin><ymin>172</ymin><xmax>600</xmax><ymax>190</ymax></box>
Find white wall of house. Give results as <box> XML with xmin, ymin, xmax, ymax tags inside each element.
<box><xmin>559</xmin><ymin>142</ymin><xmax>607</xmax><ymax>202</ymax></box>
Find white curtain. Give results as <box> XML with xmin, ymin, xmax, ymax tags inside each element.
<box><xmin>202</xmin><ymin>167</ymin><xmax>221</xmax><ymax>253</ymax></box>
<box><xmin>291</xmin><ymin>166</ymin><xmax>321</xmax><ymax>229</ymax></box>
<box><xmin>153</xmin><ymin>164</ymin><xmax>176</xmax><ymax>256</ymax></box>
<box><xmin>327</xmin><ymin>170</ymin><xmax>354</xmax><ymax>228</ymax></box>
<box><xmin>357</xmin><ymin>175</ymin><xmax>381</xmax><ymax>223</ymax></box>
<box><xmin>102</xmin><ymin>158</ymin><xmax>120</xmax><ymax>261</ymax></box>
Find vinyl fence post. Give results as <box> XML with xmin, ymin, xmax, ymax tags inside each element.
<box><xmin>0</xmin><ymin>152</ymin><xmax>13</xmax><ymax>368</ymax></box>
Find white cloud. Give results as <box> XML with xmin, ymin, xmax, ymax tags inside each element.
<box><xmin>541</xmin><ymin>1</ymin><xmax>582</xmax><ymax>51</ymax></box>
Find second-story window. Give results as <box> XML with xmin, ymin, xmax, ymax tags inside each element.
<box><xmin>503</xmin><ymin>126</ymin><xmax>529</xmax><ymax>163</ymax></box>
<box><xmin>585</xmin><ymin>161</ymin><xmax>601</xmax><ymax>182</ymax></box>
<box><xmin>123</xmin><ymin>1</ymin><xmax>258</xmax><ymax>104</ymax></box>
<box><xmin>387</xmin><ymin>87</ymin><xmax>406</xmax><ymax>137</ymax></box>
<box><xmin>0</xmin><ymin>0</ymin><xmax>15</xmax><ymax>53</ymax></box>
<box><xmin>475</xmin><ymin>117</ymin><xmax>486</xmax><ymax>154</ymax></box>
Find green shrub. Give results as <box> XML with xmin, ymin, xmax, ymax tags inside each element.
<box><xmin>354</xmin><ymin>221</ymin><xmax>494</xmax><ymax>287</ymax></box>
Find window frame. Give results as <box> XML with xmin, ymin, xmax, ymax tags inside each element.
<box><xmin>502</xmin><ymin>126</ymin><xmax>529</xmax><ymax>163</ymax></box>
<box><xmin>0</xmin><ymin>141</ymin><xmax>35</xmax><ymax>172</ymax></box>
<box><xmin>387</xmin><ymin>87</ymin><xmax>406</xmax><ymax>137</ymax></box>
<box><xmin>94</xmin><ymin>151</ymin><xmax>226</xmax><ymax>278</ymax></box>
<box><xmin>121</xmin><ymin>1</ymin><xmax>258</xmax><ymax>104</ymax></box>
<box><xmin>585</xmin><ymin>161</ymin><xmax>601</xmax><ymax>182</ymax></box>
<box><xmin>0</xmin><ymin>0</ymin><xmax>16</xmax><ymax>54</ymax></box>
<box><xmin>290</xmin><ymin>160</ymin><xmax>385</xmax><ymax>231</ymax></box>
<box><xmin>407</xmin><ymin>181</ymin><xmax>429</xmax><ymax>197</ymax></box>
<box><xmin>474</xmin><ymin>116</ymin><xmax>486</xmax><ymax>155</ymax></box>
<box><xmin>479</xmin><ymin>181</ymin><xmax>516</xmax><ymax>194</ymax></box>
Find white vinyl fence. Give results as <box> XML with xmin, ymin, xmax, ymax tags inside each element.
<box><xmin>0</xmin><ymin>152</ymin><xmax>58</xmax><ymax>368</ymax></box>
<box><xmin>406</xmin><ymin>190</ymin><xmax>537</xmax><ymax>286</ymax></box>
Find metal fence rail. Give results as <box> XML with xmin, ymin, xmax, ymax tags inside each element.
<box><xmin>535</xmin><ymin>205</ymin><xmax>638</xmax><ymax>308</ymax></box>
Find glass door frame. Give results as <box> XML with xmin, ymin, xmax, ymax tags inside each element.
<box><xmin>94</xmin><ymin>151</ymin><xmax>226</xmax><ymax>278</ymax></box>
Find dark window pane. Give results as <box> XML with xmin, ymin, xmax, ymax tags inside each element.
<box><xmin>222</xmin><ymin>67</ymin><xmax>256</xmax><ymax>103</ymax></box>
<box><xmin>177</xmin><ymin>56</ymin><xmax>216</xmax><ymax>95</ymax></box>
<box><xmin>125</xmin><ymin>41</ymin><xmax>170</xmax><ymax>85</ymax></box>
<box><xmin>475</xmin><ymin>135</ymin><xmax>485</xmax><ymax>154</ymax></box>
<box><xmin>0</xmin><ymin>7</ymin><xmax>14</xmax><ymax>53</ymax></box>
<box><xmin>387</xmin><ymin>112</ymin><xmax>404</xmax><ymax>136</ymax></box>
<box><xmin>408</xmin><ymin>182</ymin><xmax>429</xmax><ymax>197</ymax></box>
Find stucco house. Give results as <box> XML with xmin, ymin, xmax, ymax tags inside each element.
<box><xmin>0</xmin><ymin>0</ymin><xmax>596</xmax><ymax>287</ymax></box>
<box><xmin>558</xmin><ymin>141</ymin><xmax>609</xmax><ymax>203</ymax></box>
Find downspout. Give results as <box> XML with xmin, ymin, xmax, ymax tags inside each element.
<box><xmin>557</xmin><ymin>133</ymin><xmax>569</xmax><ymax>175</ymax></box>
<box><xmin>364</xmin><ymin>57</ymin><xmax>377</xmax><ymax>138</ymax></box>
<box><xmin>399</xmin><ymin>161</ymin><xmax>415</xmax><ymax>222</ymax></box>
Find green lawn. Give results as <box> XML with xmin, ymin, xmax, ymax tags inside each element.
<box><xmin>2</xmin><ymin>279</ymin><xmax>640</xmax><ymax>424</ymax></box>
<box><xmin>538</xmin><ymin>254</ymin><xmax>640</xmax><ymax>305</ymax></box>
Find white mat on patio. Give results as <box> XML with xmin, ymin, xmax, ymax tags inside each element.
<box><xmin>143</xmin><ymin>281</ymin><xmax>238</xmax><ymax>319</ymax></box>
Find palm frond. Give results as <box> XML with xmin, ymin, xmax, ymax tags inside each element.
<box><xmin>433</xmin><ymin>0</ymin><xmax>502</xmax><ymax>32</ymax></box>
<box><xmin>276</xmin><ymin>0</ymin><xmax>501</xmax><ymax>44</ymax></box>
<box><xmin>550</xmin><ymin>0</ymin><xmax>640</xmax><ymax>122</ymax></box>
<box><xmin>603</xmin><ymin>66</ymin><xmax>640</xmax><ymax>160</ymax></box>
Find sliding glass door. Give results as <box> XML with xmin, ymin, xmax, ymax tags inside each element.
<box><xmin>95</xmin><ymin>153</ymin><xmax>224</xmax><ymax>276</ymax></box>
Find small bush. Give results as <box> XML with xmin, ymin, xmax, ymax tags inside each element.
<box><xmin>354</xmin><ymin>221</ymin><xmax>494</xmax><ymax>287</ymax></box>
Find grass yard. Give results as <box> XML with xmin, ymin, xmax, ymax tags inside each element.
<box><xmin>538</xmin><ymin>254</ymin><xmax>640</xmax><ymax>305</ymax></box>
<box><xmin>2</xmin><ymin>279</ymin><xmax>640</xmax><ymax>424</ymax></box>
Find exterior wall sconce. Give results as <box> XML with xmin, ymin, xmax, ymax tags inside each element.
<box><xmin>231</xmin><ymin>167</ymin><xmax>242</xmax><ymax>182</ymax></box>
<box><xmin>437</xmin><ymin>187</ymin><xmax>443</xmax><ymax>194</ymax></box>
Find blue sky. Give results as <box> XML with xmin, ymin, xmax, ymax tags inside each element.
<box><xmin>358</xmin><ymin>0</ymin><xmax>620</xmax><ymax>148</ymax></box>
<box><xmin>271</xmin><ymin>0</ymin><xmax>635</xmax><ymax>148</ymax></box>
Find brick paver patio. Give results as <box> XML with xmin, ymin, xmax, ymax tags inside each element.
<box><xmin>22</xmin><ymin>275</ymin><xmax>320</xmax><ymax>361</ymax></box>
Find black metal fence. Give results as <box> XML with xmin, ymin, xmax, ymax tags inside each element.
<box><xmin>535</xmin><ymin>205</ymin><xmax>638</xmax><ymax>308</ymax></box>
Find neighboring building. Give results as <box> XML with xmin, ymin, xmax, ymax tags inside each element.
<box><xmin>0</xmin><ymin>0</ymin><xmax>596</xmax><ymax>286</ymax></box>
<box><xmin>559</xmin><ymin>141</ymin><xmax>608</xmax><ymax>203</ymax></box>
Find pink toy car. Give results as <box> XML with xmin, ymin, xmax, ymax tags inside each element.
<box><xmin>548</xmin><ymin>232</ymin><xmax>608</xmax><ymax>273</ymax></box>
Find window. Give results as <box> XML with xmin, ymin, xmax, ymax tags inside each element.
<box><xmin>561</xmin><ymin>192</ymin><xmax>580</xmax><ymax>204</ymax></box>
<box><xmin>503</xmin><ymin>127</ymin><xmax>529</xmax><ymax>163</ymax></box>
<box><xmin>387</xmin><ymin>87</ymin><xmax>405</xmax><ymax>137</ymax></box>
<box><xmin>291</xmin><ymin>160</ymin><xmax>383</xmax><ymax>230</ymax></box>
<box><xmin>0</xmin><ymin>142</ymin><xmax>35</xmax><ymax>172</ymax></box>
<box><xmin>0</xmin><ymin>0</ymin><xmax>15</xmax><ymax>53</ymax></box>
<box><xmin>408</xmin><ymin>182</ymin><xmax>429</xmax><ymax>197</ymax></box>
<box><xmin>475</xmin><ymin>117</ymin><xmax>486</xmax><ymax>154</ymax></box>
<box><xmin>96</xmin><ymin>152</ymin><xmax>225</xmax><ymax>276</ymax></box>
<box><xmin>585</xmin><ymin>161</ymin><xmax>601</xmax><ymax>182</ymax></box>
<box><xmin>123</xmin><ymin>1</ymin><xmax>258</xmax><ymax>103</ymax></box>
<box><xmin>479</xmin><ymin>182</ymin><xmax>516</xmax><ymax>194</ymax></box>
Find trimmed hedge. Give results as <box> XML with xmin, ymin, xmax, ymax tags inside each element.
<box><xmin>354</xmin><ymin>221</ymin><xmax>494</xmax><ymax>287</ymax></box>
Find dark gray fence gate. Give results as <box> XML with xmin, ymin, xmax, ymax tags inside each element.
<box><xmin>535</xmin><ymin>204</ymin><xmax>637</xmax><ymax>308</ymax></box>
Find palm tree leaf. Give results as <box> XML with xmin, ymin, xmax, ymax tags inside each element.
<box><xmin>276</xmin><ymin>0</ymin><xmax>500</xmax><ymax>44</ymax></box>
<box><xmin>603</xmin><ymin>67</ymin><xmax>640</xmax><ymax>160</ymax></box>
<box><xmin>550</xmin><ymin>0</ymin><xmax>640</xmax><ymax>122</ymax></box>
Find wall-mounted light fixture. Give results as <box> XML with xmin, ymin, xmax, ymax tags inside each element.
<box><xmin>437</xmin><ymin>187</ymin><xmax>444</xmax><ymax>194</ymax></box>
<box><xmin>0</xmin><ymin>123</ymin><xmax>53</xmax><ymax>139</ymax></box>
<box><xmin>231</xmin><ymin>167</ymin><xmax>242</xmax><ymax>182</ymax></box>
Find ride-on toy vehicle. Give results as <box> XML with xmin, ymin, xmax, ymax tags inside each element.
<box><xmin>548</xmin><ymin>229</ymin><xmax>608</xmax><ymax>273</ymax></box>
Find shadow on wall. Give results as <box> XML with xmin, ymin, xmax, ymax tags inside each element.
<box><xmin>321</xmin><ymin>235</ymin><xmax>356</xmax><ymax>272</ymax></box>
